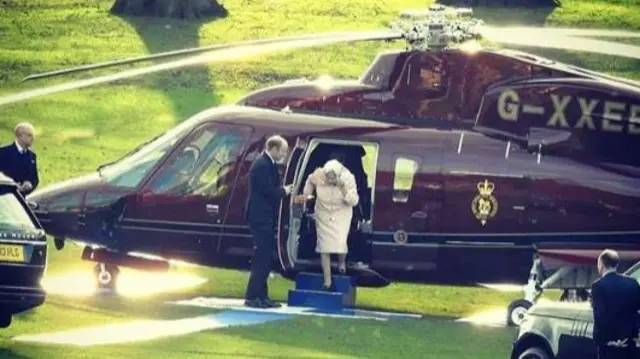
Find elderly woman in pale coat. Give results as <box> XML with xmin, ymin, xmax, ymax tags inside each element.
<box><xmin>296</xmin><ymin>159</ymin><xmax>359</xmax><ymax>290</ymax></box>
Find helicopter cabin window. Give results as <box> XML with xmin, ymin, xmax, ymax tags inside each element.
<box><xmin>146</xmin><ymin>123</ymin><xmax>250</xmax><ymax>197</ymax></box>
<box><xmin>392</xmin><ymin>156</ymin><xmax>419</xmax><ymax>203</ymax></box>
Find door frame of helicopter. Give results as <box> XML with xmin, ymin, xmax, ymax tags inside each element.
<box><xmin>277</xmin><ymin>136</ymin><xmax>380</xmax><ymax>282</ymax></box>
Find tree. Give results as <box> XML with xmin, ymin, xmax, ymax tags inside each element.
<box><xmin>110</xmin><ymin>0</ymin><xmax>227</xmax><ymax>20</ymax></box>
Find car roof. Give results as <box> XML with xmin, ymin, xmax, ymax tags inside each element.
<box><xmin>0</xmin><ymin>172</ymin><xmax>17</xmax><ymax>187</ymax></box>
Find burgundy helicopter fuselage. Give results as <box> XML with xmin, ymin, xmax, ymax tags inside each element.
<box><xmin>27</xmin><ymin>47</ymin><xmax>640</xmax><ymax>288</ymax></box>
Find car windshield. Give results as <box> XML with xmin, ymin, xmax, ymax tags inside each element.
<box><xmin>0</xmin><ymin>188</ymin><xmax>37</xmax><ymax>231</ymax></box>
<box><xmin>98</xmin><ymin>120</ymin><xmax>194</xmax><ymax>189</ymax></box>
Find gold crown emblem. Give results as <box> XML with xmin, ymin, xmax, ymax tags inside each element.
<box><xmin>477</xmin><ymin>179</ymin><xmax>495</xmax><ymax>196</ymax></box>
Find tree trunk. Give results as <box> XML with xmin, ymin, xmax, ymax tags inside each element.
<box><xmin>110</xmin><ymin>0</ymin><xmax>227</xmax><ymax>20</ymax></box>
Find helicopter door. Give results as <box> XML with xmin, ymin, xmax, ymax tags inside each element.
<box><xmin>121</xmin><ymin>122</ymin><xmax>253</xmax><ymax>259</ymax></box>
<box><xmin>277</xmin><ymin>137</ymin><xmax>308</xmax><ymax>270</ymax></box>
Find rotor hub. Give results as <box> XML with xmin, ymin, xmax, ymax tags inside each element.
<box><xmin>390</xmin><ymin>4</ymin><xmax>484</xmax><ymax>51</ymax></box>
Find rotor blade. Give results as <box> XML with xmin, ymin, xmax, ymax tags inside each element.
<box><xmin>480</xmin><ymin>27</ymin><xmax>640</xmax><ymax>60</ymax></box>
<box><xmin>0</xmin><ymin>30</ymin><xmax>400</xmax><ymax>107</ymax></box>
<box><xmin>22</xmin><ymin>31</ymin><xmax>396</xmax><ymax>82</ymax></box>
<box><xmin>488</xmin><ymin>27</ymin><xmax>640</xmax><ymax>39</ymax></box>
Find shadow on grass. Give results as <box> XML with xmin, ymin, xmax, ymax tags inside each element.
<box><xmin>0</xmin><ymin>349</ymin><xmax>33</xmax><ymax>359</ymax></box>
<box><xmin>112</xmin><ymin>9</ymin><xmax>228</xmax><ymax>122</ymax></box>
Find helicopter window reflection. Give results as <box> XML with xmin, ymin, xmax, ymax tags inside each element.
<box><xmin>47</xmin><ymin>193</ymin><xmax>83</xmax><ymax>212</ymax></box>
<box><xmin>100</xmin><ymin>122</ymin><xmax>193</xmax><ymax>189</ymax></box>
<box><xmin>393</xmin><ymin>156</ymin><xmax>419</xmax><ymax>203</ymax></box>
<box><xmin>146</xmin><ymin>124</ymin><xmax>246</xmax><ymax>197</ymax></box>
<box><xmin>84</xmin><ymin>191</ymin><xmax>122</xmax><ymax>208</ymax></box>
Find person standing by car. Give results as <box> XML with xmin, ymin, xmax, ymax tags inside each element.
<box><xmin>591</xmin><ymin>249</ymin><xmax>640</xmax><ymax>359</ymax></box>
<box><xmin>243</xmin><ymin>135</ymin><xmax>292</xmax><ymax>309</ymax></box>
<box><xmin>0</xmin><ymin>122</ymin><xmax>39</xmax><ymax>196</ymax></box>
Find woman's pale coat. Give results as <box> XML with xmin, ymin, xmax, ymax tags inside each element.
<box><xmin>303</xmin><ymin>160</ymin><xmax>359</xmax><ymax>254</ymax></box>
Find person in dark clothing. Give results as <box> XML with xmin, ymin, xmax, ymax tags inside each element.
<box><xmin>244</xmin><ymin>135</ymin><xmax>292</xmax><ymax>309</ymax></box>
<box><xmin>591</xmin><ymin>249</ymin><xmax>640</xmax><ymax>359</ymax></box>
<box><xmin>0</xmin><ymin>122</ymin><xmax>39</xmax><ymax>195</ymax></box>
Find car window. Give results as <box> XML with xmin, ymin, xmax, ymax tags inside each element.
<box><xmin>0</xmin><ymin>188</ymin><xmax>36</xmax><ymax>231</ymax></box>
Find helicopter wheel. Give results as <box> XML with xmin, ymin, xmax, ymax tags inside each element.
<box><xmin>93</xmin><ymin>263</ymin><xmax>119</xmax><ymax>290</ymax></box>
<box><xmin>507</xmin><ymin>299</ymin><xmax>533</xmax><ymax>327</ymax></box>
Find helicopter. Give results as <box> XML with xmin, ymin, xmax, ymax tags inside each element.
<box><xmin>3</xmin><ymin>4</ymin><xmax>640</xmax><ymax>327</ymax></box>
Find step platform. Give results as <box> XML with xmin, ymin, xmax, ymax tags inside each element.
<box><xmin>287</xmin><ymin>272</ymin><xmax>357</xmax><ymax>312</ymax></box>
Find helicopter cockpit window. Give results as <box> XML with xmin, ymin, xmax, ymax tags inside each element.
<box><xmin>395</xmin><ymin>54</ymin><xmax>447</xmax><ymax>98</ymax></box>
<box><xmin>146</xmin><ymin>124</ymin><xmax>247</xmax><ymax>197</ymax></box>
<box><xmin>359</xmin><ymin>52</ymin><xmax>404</xmax><ymax>89</ymax></box>
<box><xmin>392</xmin><ymin>156</ymin><xmax>419</xmax><ymax>203</ymax></box>
<box><xmin>100</xmin><ymin>121</ymin><xmax>193</xmax><ymax>189</ymax></box>
<box><xmin>409</xmin><ymin>64</ymin><xmax>445</xmax><ymax>91</ymax></box>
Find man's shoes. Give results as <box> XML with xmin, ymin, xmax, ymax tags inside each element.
<box><xmin>244</xmin><ymin>298</ymin><xmax>281</xmax><ymax>309</ymax></box>
<box><xmin>244</xmin><ymin>298</ymin><xmax>268</xmax><ymax>308</ymax></box>
<box><xmin>262</xmin><ymin>298</ymin><xmax>282</xmax><ymax>308</ymax></box>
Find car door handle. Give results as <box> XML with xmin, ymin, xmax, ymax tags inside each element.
<box><xmin>206</xmin><ymin>204</ymin><xmax>219</xmax><ymax>214</ymax></box>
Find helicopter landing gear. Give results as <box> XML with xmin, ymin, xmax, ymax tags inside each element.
<box><xmin>93</xmin><ymin>263</ymin><xmax>120</xmax><ymax>290</ymax></box>
<box><xmin>506</xmin><ymin>256</ymin><xmax>542</xmax><ymax>327</ymax></box>
<box><xmin>506</xmin><ymin>253</ymin><xmax>596</xmax><ymax>327</ymax></box>
<box><xmin>54</xmin><ymin>237</ymin><xmax>65</xmax><ymax>250</ymax></box>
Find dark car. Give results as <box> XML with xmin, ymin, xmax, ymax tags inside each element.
<box><xmin>510</xmin><ymin>262</ymin><xmax>640</xmax><ymax>359</ymax></box>
<box><xmin>0</xmin><ymin>173</ymin><xmax>48</xmax><ymax>328</ymax></box>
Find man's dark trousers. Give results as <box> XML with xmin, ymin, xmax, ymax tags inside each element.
<box><xmin>597</xmin><ymin>345</ymin><xmax>637</xmax><ymax>359</ymax></box>
<box><xmin>245</xmin><ymin>222</ymin><xmax>274</xmax><ymax>301</ymax></box>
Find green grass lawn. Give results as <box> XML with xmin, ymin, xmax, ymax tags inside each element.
<box><xmin>0</xmin><ymin>0</ymin><xmax>638</xmax><ymax>357</ymax></box>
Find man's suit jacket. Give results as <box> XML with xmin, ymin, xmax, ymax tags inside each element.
<box><xmin>244</xmin><ymin>152</ymin><xmax>285</xmax><ymax>229</ymax></box>
<box><xmin>0</xmin><ymin>143</ymin><xmax>39</xmax><ymax>195</ymax></box>
<box><xmin>591</xmin><ymin>271</ymin><xmax>640</xmax><ymax>346</ymax></box>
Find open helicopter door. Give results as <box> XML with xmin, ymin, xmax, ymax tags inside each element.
<box><xmin>277</xmin><ymin>137</ymin><xmax>309</xmax><ymax>273</ymax></box>
<box><xmin>278</xmin><ymin>137</ymin><xmax>389</xmax><ymax>287</ymax></box>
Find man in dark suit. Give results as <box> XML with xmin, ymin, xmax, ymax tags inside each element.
<box><xmin>591</xmin><ymin>249</ymin><xmax>640</xmax><ymax>359</ymax></box>
<box><xmin>0</xmin><ymin>122</ymin><xmax>39</xmax><ymax>196</ymax></box>
<box><xmin>244</xmin><ymin>135</ymin><xmax>292</xmax><ymax>309</ymax></box>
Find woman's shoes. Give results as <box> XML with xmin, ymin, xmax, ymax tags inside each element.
<box><xmin>338</xmin><ymin>265</ymin><xmax>346</xmax><ymax>274</ymax></box>
<box><xmin>322</xmin><ymin>283</ymin><xmax>332</xmax><ymax>291</ymax></box>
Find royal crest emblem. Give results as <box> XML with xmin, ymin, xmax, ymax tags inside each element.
<box><xmin>471</xmin><ymin>179</ymin><xmax>498</xmax><ymax>225</ymax></box>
